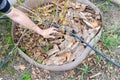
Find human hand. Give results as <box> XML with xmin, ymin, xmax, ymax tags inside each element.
<box><xmin>39</xmin><ymin>27</ymin><xmax>58</xmax><ymax>38</ymax></box>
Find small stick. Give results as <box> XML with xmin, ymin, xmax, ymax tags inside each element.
<box><xmin>89</xmin><ymin>72</ymin><xmax>102</xmax><ymax>78</ymax></box>
<box><xmin>55</xmin><ymin>0</ymin><xmax>60</xmax><ymax>22</ymax></box>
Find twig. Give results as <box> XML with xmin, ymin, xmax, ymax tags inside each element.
<box><xmin>55</xmin><ymin>0</ymin><xmax>60</xmax><ymax>22</ymax></box>
<box><xmin>89</xmin><ymin>72</ymin><xmax>102</xmax><ymax>78</ymax></box>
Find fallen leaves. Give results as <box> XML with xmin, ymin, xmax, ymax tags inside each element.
<box><xmin>13</xmin><ymin>0</ymin><xmax>102</xmax><ymax>66</ymax></box>
<box><xmin>14</xmin><ymin>65</ymin><xmax>26</xmax><ymax>71</ymax></box>
<box><xmin>58</xmin><ymin>52</ymin><xmax>71</xmax><ymax>62</ymax></box>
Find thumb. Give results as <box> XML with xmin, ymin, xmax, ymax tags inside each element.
<box><xmin>48</xmin><ymin>35</ymin><xmax>55</xmax><ymax>39</ymax></box>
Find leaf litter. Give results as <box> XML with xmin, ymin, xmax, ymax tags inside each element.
<box><xmin>13</xmin><ymin>0</ymin><xmax>102</xmax><ymax>66</ymax></box>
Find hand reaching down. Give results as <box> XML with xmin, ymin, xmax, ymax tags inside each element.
<box><xmin>38</xmin><ymin>27</ymin><xmax>58</xmax><ymax>38</ymax></box>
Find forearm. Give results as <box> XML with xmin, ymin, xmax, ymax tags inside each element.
<box><xmin>6</xmin><ymin>7</ymin><xmax>42</xmax><ymax>34</ymax></box>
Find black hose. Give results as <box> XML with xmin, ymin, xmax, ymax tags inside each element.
<box><xmin>0</xmin><ymin>29</ymin><xmax>28</xmax><ymax>68</ymax></box>
<box><xmin>1</xmin><ymin>18</ymin><xmax>120</xmax><ymax>68</ymax></box>
<box><xmin>49</xmin><ymin>22</ymin><xmax>120</xmax><ymax>68</ymax></box>
<box><xmin>0</xmin><ymin>17</ymin><xmax>9</xmax><ymax>20</ymax></box>
<box><xmin>70</xmin><ymin>32</ymin><xmax>120</xmax><ymax>68</ymax></box>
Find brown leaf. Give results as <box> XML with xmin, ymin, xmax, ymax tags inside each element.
<box><xmin>77</xmin><ymin>22</ymin><xmax>83</xmax><ymax>29</ymax></box>
<box><xmin>58</xmin><ymin>52</ymin><xmax>71</xmax><ymax>62</ymax></box>
<box><xmin>83</xmin><ymin>19</ymin><xmax>99</xmax><ymax>28</ymax></box>
<box><xmin>50</xmin><ymin>39</ymin><xmax>64</xmax><ymax>45</ymax></box>
<box><xmin>19</xmin><ymin>65</ymin><xmax>26</xmax><ymax>70</ymax></box>
<box><xmin>45</xmin><ymin>56</ymin><xmax>66</xmax><ymax>65</ymax></box>
<box><xmin>72</xmin><ymin>39</ymin><xmax>77</xmax><ymax>44</ymax></box>
<box><xmin>46</xmin><ymin>44</ymin><xmax>60</xmax><ymax>56</ymax></box>
<box><xmin>69</xmin><ymin>70</ymin><xmax>75</xmax><ymax>76</ymax></box>
<box><xmin>75</xmin><ymin>2</ymin><xmax>86</xmax><ymax>12</ymax></box>
<box><xmin>14</xmin><ymin>65</ymin><xmax>26</xmax><ymax>71</ymax></box>
<box><xmin>89</xmin><ymin>61</ymin><xmax>95</xmax><ymax>67</ymax></box>
<box><xmin>91</xmin><ymin>20</ymin><xmax>99</xmax><ymax>28</ymax></box>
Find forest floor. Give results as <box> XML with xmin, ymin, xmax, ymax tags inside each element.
<box><xmin>0</xmin><ymin>0</ymin><xmax>120</xmax><ymax>80</ymax></box>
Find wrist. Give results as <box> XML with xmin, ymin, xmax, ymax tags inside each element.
<box><xmin>33</xmin><ymin>26</ymin><xmax>43</xmax><ymax>35</ymax></box>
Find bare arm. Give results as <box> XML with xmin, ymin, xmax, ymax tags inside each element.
<box><xmin>6</xmin><ymin>7</ymin><xmax>57</xmax><ymax>38</ymax></box>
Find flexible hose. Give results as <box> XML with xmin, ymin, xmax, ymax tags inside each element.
<box><xmin>0</xmin><ymin>17</ymin><xmax>9</xmax><ymax>20</ymax></box>
<box><xmin>0</xmin><ymin>18</ymin><xmax>120</xmax><ymax>69</ymax></box>
<box><xmin>0</xmin><ymin>28</ymin><xmax>28</xmax><ymax>68</ymax></box>
<box><xmin>49</xmin><ymin>22</ymin><xmax>120</xmax><ymax>68</ymax></box>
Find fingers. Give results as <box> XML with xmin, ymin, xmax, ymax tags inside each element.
<box><xmin>48</xmin><ymin>35</ymin><xmax>55</xmax><ymax>39</ymax></box>
<box><xmin>51</xmin><ymin>30</ymin><xmax>59</xmax><ymax>34</ymax></box>
<box><xmin>48</xmin><ymin>27</ymin><xmax>59</xmax><ymax>34</ymax></box>
<box><xmin>49</xmin><ymin>27</ymin><xmax>58</xmax><ymax>31</ymax></box>
<box><xmin>42</xmin><ymin>27</ymin><xmax>59</xmax><ymax>38</ymax></box>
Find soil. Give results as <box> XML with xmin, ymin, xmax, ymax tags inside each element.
<box><xmin>0</xmin><ymin>0</ymin><xmax>120</xmax><ymax>80</ymax></box>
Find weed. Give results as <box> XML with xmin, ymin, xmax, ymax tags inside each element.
<box><xmin>20</xmin><ymin>46</ymin><xmax>27</xmax><ymax>52</ymax></box>
<box><xmin>37</xmin><ymin>60</ymin><xmax>43</xmax><ymax>64</ymax></box>
<box><xmin>8</xmin><ymin>36</ymin><xmax>14</xmax><ymax>48</ymax></box>
<box><xmin>80</xmin><ymin>63</ymin><xmax>89</xmax><ymax>80</ymax></box>
<box><xmin>96</xmin><ymin>55</ymin><xmax>102</xmax><ymax>62</ymax></box>
<box><xmin>43</xmin><ymin>43</ymin><xmax>53</xmax><ymax>52</ymax></box>
<box><xmin>18</xmin><ymin>73</ymin><xmax>31</xmax><ymax>80</ymax></box>
<box><xmin>20</xmin><ymin>46</ymin><xmax>31</xmax><ymax>56</ymax></box>
<box><xmin>101</xmin><ymin>30</ymin><xmax>120</xmax><ymax>51</ymax></box>
<box><xmin>96</xmin><ymin>0</ymin><xmax>112</xmax><ymax>12</ymax></box>
<box><xmin>20</xmin><ymin>0</ymin><xmax>25</xmax><ymax>3</ymax></box>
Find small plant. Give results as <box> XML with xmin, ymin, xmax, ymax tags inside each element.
<box><xmin>18</xmin><ymin>73</ymin><xmax>31</xmax><ymax>80</ymax></box>
<box><xmin>96</xmin><ymin>55</ymin><xmax>102</xmax><ymax>62</ymax></box>
<box><xmin>102</xmin><ymin>30</ymin><xmax>120</xmax><ymax>51</ymax></box>
<box><xmin>8</xmin><ymin>36</ymin><xmax>14</xmax><ymax>47</ymax></box>
<box><xmin>37</xmin><ymin>60</ymin><xmax>43</xmax><ymax>64</ymax></box>
<box><xmin>80</xmin><ymin>63</ymin><xmax>89</xmax><ymax>80</ymax></box>
<box><xmin>97</xmin><ymin>0</ymin><xmax>111</xmax><ymax>12</ymax></box>
<box><xmin>42</xmin><ymin>43</ymin><xmax>53</xmax><ymax>52</ymax></box>
<box><xmin>20</xmin><ymin>46</ymin><xmax>27</xmax><ymax>52</ymax></box>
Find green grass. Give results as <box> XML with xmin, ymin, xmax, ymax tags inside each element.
<box><xmin>90</xmin><ymin>0</ymin><xmax>112</xmax><ymax>12</ymax></box>
<box><xmin>96</xmin><ymin>55</ymin><xmax>102</xmax><ymax>62</ymax></box>
<box><xmin>42</xmin><ymin>43</ymin><xmax>53</xmax><ymax>52</ymax></box>
<box><xmin>0</xmin><ymin>14</ymin><xmax>17</xmax><ymax>75</ymax></box>
<box><xmin>18</xmin><ymin>73</ymin><xmax>31</xmax><ymax>80</ymax></box>
<box><xmin>79</xmin><ymin>63</ymin><xmax>90</xmax><ymax>80</ymax></box>
<box><xmin>37</xmin><ymin>60</ymin><xmax>43</xmax><ymax>64</ymax></box>
<box><xmin>97</xmin><ymin>0</ymin><xmax>112</xmax><ymax>12</ymax></box>
<box><xmin>101</xmin><ymin>29</ymin><xmax>120</xmax><ymax>51</ymax></box>
<box><xmin>20</xmin><ymin>46</ymin><xmax>27</xmax><ymax>52</ymax></box>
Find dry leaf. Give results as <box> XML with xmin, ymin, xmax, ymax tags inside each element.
<box><xmin>14</xmin><ymin>65</ymin><xmax>26</xmax><ymax>71</ymax></box>
<box><xmin>58</xmin><ymin>52</ymin><xmax>71</xmax><ymax>62</ymax></box>
<box><xmin>69</xmin><ymin>70</ymin><xmax>76</xmax><ymax>76</ymax></box>
<box><xmin>19</xmin><ymin>65</ymin><xmax>26</xmax><ymax>70</ymax></box>
<box><xmin>45</xmin><ymin>56</ymin><xmax>66</xmax><ymax>65</ymax></box>
<box><xmin>89</xmin><ymin>61</ymin><xmax>95</xmax><ymax>67</ymax></box>
<box><xmin>83</xmin><ymin>19</ymin><xmax>99</xmax><ymax>28</ymax></box>
<box><xmin>47</xmin><ymin>44</ymin><xmax>60</xmax><ymax>56</ymax></box>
